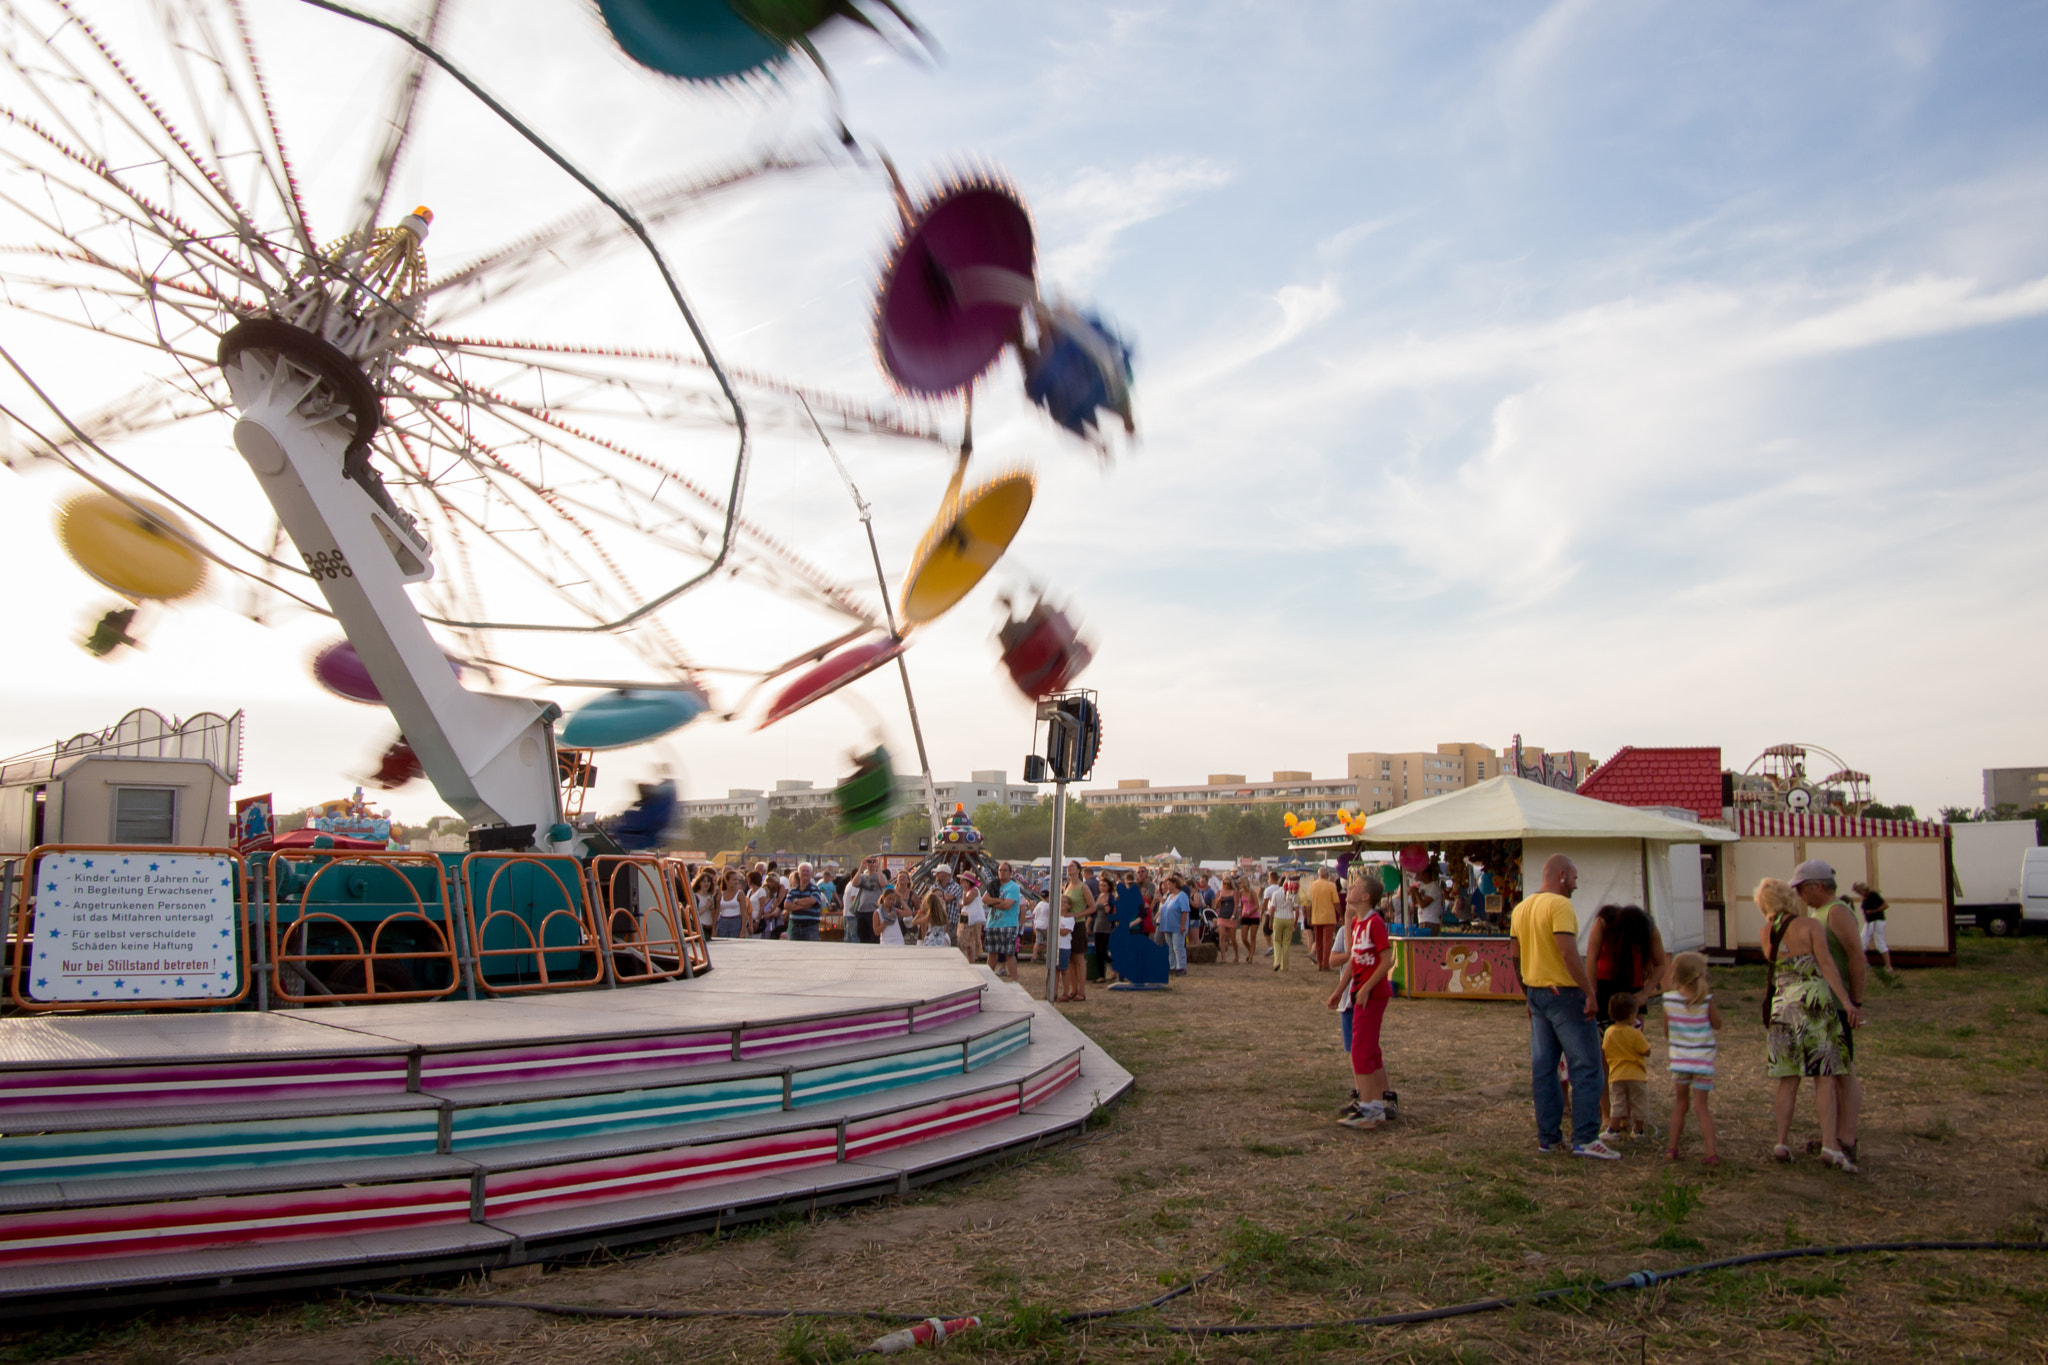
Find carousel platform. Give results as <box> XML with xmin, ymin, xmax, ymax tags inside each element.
<box><xmin>0</xmin><ymin>942</ymin><xmax>1129</xmax><ymax>1315</ymax></box>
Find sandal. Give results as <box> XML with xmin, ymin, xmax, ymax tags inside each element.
<box><xmin>1664</xmin><ymin>1147</ymin><xmax>1681</xmax><ymax>1162</ymax></box>
<box><xmin>1701</xmin><ymin>1155</ymin><xmax>1721</xmax><ymax>1168</ymax></box>
<box><xmin>1820</xmin><ymin>1147</ymin><xmax>1859</xmax><ymax>1174</ymax></box>
<box><xmin>1772</xmin><ymin>1144</ymin><xmax>1793</xmax><ymax>1163</ymax></box>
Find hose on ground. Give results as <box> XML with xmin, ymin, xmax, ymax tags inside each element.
<box><xmin>353</xmin><ymin>1236</ymin><xmax>2046</xmax><ymax>1340</ymax></box>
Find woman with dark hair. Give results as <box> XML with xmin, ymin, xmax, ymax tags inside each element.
<box><xmin>1586</xmin><ymin>904</ymin><xmax>1668</xmax><ymax>1023</ymax></box>
<box><xmin>1584</xmin><ymin>903</ymin><xmax>1668</xmax><ymax>1134</ymax></box>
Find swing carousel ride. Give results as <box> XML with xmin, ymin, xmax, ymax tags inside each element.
<box><xmin>0</xmin><ymin>0</ymin><xmax>1132</xmax><ymax>848</ymax></box>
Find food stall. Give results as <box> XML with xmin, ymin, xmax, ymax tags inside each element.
<box><xmin>1286</xmin><ymin>775</ymin><xmax>1739</xmax><ymax>1002</ymax></box>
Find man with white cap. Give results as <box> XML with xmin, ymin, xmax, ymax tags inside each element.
<box><xmin>1791</xmin><ymin>859</ymin><xmax>1867</xmax><ymax>1161</ymax></box>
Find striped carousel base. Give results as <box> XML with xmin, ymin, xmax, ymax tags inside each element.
<box><xmin>0</xmin><ymin>942</ymin><xmax>1129</xmax><ymax>1315</ymax></box>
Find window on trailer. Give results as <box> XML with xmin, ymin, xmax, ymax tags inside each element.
<box><xmin>113</xmin><ymin>787</ymin><xmax>177</xmax><ymax>844</ymax></box>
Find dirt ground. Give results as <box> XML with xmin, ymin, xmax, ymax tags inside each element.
<box><xmin>5</xmin><ymin>934</ymin><xmax>2046</xmax><ymax>1365</ymax></box>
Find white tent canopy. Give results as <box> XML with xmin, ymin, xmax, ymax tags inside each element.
<box><xmin>1356</xmin><ymin>776</ymin><xmax>1738</xmax><ymax>846</ymax></box>
<box><xmin>1349</xmin><ymin>776</ymin><xmax>1736</xmax><ymax>953</ymax></box>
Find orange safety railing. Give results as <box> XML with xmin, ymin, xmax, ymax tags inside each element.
<box><xmin>266</xmin><ymin>850</ymin><xmax>460</xmax><ymax>1004</ymax></box>
<box><xmin>666</xmin><ymin>859</ymin><xmax>719</xmax><ymax>964</ymax></box>
<box><xmin>587</xmin><ymin>855</ymin><xmax>704</xmax><ymax>984</ymax></box>
<box><xmin>7</xmin><ymin>845</ymin><xmax>254</xmax><ymax>1011</ymax></box>
<box><xmin>461</xmin><ymin>851</ymin><xmax>607</xmax><ymax>994</ymax></box>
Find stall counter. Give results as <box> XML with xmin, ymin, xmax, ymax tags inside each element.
<box><xmin>1392</xmin><ymin>933</ymin><xmax>1525</xmax><ymax>1001</ymax></box>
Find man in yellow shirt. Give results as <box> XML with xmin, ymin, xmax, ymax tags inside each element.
<box><xmin>1306</xmin><ymin>867</ymin><xmax>1342</xmax><ymax>971</ymax></box>
<box><xmin>1509</xmin><ymin>854</ymin><xmax>1619</xmax><ymax>1160</ymax></box>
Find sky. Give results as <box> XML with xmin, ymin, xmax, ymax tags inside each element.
<box><xmin>3</xmin><ymin>0</ymin><xmax>2046</xmax><ymax>822</ymax></box>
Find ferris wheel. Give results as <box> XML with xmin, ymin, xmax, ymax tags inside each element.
<box><xmin>0</xmin><ymin>0</ymin><xmax>1133</xmax><ymax>846</ymax></box>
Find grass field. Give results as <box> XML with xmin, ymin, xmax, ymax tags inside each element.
<box><xmin>5</xmin><ymin>934</ymin><xmax>2046</xmax><ymax>1365</ymax></box>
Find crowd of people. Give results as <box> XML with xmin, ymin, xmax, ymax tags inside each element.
<box><xmin>689</xmin><ymin>856</ymin><xmax>1052</xmax><ymax>967</ymax></box>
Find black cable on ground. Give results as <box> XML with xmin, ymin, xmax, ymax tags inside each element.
<box><xmin>1133</xmin><ymin>1239</ymin><xmax>2048</xmax><ymax>1338</ymax></box>
<box><xmin>354</xmin><ymin>1237</ymin><xmax>2046</xmax><ymax>1339</ymax></box>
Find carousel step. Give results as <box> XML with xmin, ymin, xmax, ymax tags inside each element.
<box><xmin>0</xmin><ymin>1220</ymin><xmax>515</xmax><ymax>1309</ymax></box>
<box><xmin>0</xmin><ymin>1101</ymin><xmax>446</xmax><ymax>1188</ymax></box>
<box><xmin>0</xmin><ymin>1044</ymin><xmax>1086</xmax><ymax>1278</ymax></box>
<box><xmin>0</xmin><ymin>987</ymin><xmax>1131</xmax><ymax>1311</ymax></box>
<box><xmin>0</xmin><ymin>1151</ymin><xmax>477</xmax><ymax>1214</ymax></box>
<box><xmin>0</xmin><ymin>1015</ymin><xmax>1031</xmax><ymax>1188</ymax></box>
<box><xmin>0</xmin><ymin>1033</ymin><xmax>1073</xmax><ymax>1220</ymax></box>
<box><xmin>477</xmin><ymin>1047</ymin><xmax>1090</xmax><ymax>1238</ymax></box>
<box><xmin>455</xmin><ymin>1040</ymin><xmax>1077</xmax><ymax>1179</ymax></box>
<box><xmin>0</xmin><ymin>1169</ymin><xmax>481</xmax><ymax>1276</ymax></box>
<box><xmin>0</xmin><ymin>976</ymin><xmax>989</xmax><ymax>1121</ymax></box>
<box><xmin>439</xmin><ymin>1013</ymin><xmax>1032</xmax><ymax>1152</ymax></box>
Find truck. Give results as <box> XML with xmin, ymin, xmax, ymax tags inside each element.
<box><xmin>2021</xmin><ymin>847</ymin><xmax>2048</xmax><ymax>935</ymax></box>
<box><xmin>1950</xmin><ymin>819</ymin><xmax>2039</xmax><ymax>936</ymax></box>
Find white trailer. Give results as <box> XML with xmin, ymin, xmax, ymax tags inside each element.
<box><xmin>1951</xmin><ymin>820</ymin><xmax>2040</xmax><ymax>937</ymax></box>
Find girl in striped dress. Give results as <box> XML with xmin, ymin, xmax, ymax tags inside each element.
<box><xmin>1662</xmin><ymin>952</ymin><xmax>1723</xmax><ymax>1165</ymax></box>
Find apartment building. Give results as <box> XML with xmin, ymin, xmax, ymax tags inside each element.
<box><xmin>1078</xmin><ymin>740</ymin><xmax>1594</xmax><ymax>820</ymax></box>
<box><xmin>675</xmin><ymin>771</ymin><xmax>1039</xmax><ymax>828</ymax></box>
<box><xmin>1984</xmin><ymin>766</ymin><xmax>2048</xmax><ymax>812</ymax></box>
<box><xmin>1078</xmin><ymin>772</ymin><xmax>1359</xmax><ymax>819</ymax></box>
<box><xmin>1346</xmin><ymin>742</ymin><xmax>1500</xmax><ymax>811</ymax></box>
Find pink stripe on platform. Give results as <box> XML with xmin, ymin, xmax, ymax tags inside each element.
<box><xmin>0</xmin><ymin>1179</ymin><xmax>472</xmax><ymax>1266</ymax></box>
<box><xmin>484</xmin><ymin>1128</ymin><xmax>840</xmax><ymax>1217</ymax></box>
<box><xmin>1021</xmin><ymin>1056</ymin><xmax>1082</xmax><ymax>1111</ymax></box>
<box><xmin>738</xmin><ymin>1010</ymin><xmax>908</xmax><ymax>1058</ymax></box>
<box><xmin>910</xmin><ymin>993</ymin><xmax>981</xmax><ymax>1030</ymax></box>
<box><xmin>421</xmin><ymin>1031</ymin><xmax>732</xmax><ymax>1088</ymax></box>
<box><xmin>843</xmin><ymin>1086</ymin><xmax>1020</xmax><ymax>1160</ymax></box>
<box><xmin>0</xmin><ymin>1057</ymin><xmax>410</xmax><ymax>1112</ymax></box>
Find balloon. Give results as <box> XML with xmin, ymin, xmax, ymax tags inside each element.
<box><xmin>1398</xmin><ymin>843</ymin><xmax>1428</xmax><ymax>874</ymax></box>
<box><xmin>58</xmin><ymin>492</ymin><xmax>206</xmax><ymax>600</ymax></box>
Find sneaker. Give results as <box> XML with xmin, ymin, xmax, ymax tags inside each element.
<box><xmin>1536</xmin><ymin>1140</ymin><xmax>1563</xmax><ymax>1154</ymax></box>
<box><xmin>1598</xmin><ymin>1128</ymin><xmax>1625</xmax><ymax>1145</ymax></box>
<box><xmin>1381</xmin><ymin>1091</ymin><xmax>1399</xmax><ymax>1121</ymax></box>
<box><xmin>1337</xmin><ymin>1089</ymin><xmax>1360</xmax><ymax>1117</ymax></box>
<box><xmin>1339</xmin><ymin>1103</ymin><xmax>1386</xmax><ymax>1130</ymax></box>
<box><xmin>1573</xmin><ymin>1140</ymin><xmax>1623</xmax><ymax>1161</ymax></box>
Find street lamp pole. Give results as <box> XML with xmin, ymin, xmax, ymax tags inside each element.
<box><xmin>1046</xmin><ymin>777</ymin><xmax>1067</xmax><ymax>1004</ymax></box>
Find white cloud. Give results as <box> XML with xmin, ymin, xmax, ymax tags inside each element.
<box><xmin>1036</xmin><ymin>156</ymin><xmax>1232</xmax><ymax>291</ymax></box>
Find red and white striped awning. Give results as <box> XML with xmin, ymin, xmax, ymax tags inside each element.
<box><xmin>1732</xmin><ymin>811</ymin><xmax>1945</xmax><ymax>840</ymax></box>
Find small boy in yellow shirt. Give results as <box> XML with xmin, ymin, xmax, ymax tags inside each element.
<box><xmin>1600</xmin><ymin>994</ymin><xmax>1651</xmax><ymax>1141</ymax></box>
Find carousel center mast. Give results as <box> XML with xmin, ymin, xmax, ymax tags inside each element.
<box><xmin>218</xmin><ymin>207</ymin><xmax>565</xmax><ymax>846</ymax></box>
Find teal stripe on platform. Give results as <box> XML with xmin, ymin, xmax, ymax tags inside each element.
<box><xmin>450</xmin><ymin>1075</ymin><xmax>786</xmax><ymax>1150</ymax></box>
<box><xmin>789</xmin><ymin>1046</ymin><xmax>963</xmax><ymax>1108</ymax></box>
<box><xmin>0</xmin><ymin>1111</ymin><xmax>440</xmax><ymax>1184</ymax></box>
<box><xmin>966</xmin><ymin>1021</ymin><xmax>1030</xmax><ymax>1069</ymax></box>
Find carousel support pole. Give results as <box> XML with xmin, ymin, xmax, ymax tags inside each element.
<box><xmin>805</xmin><ymin>397</ymin><xmax>942</xmax><ymax>837</ymax></box>
<box><xmin>1047</xmin><ymin>779</ymin><xmax>1068</xmax><ymax>1004</ymax></box>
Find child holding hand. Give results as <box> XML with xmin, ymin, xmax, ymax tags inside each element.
<box><xmin>1663</xmin><ymin>951</ymin><xmax>1722</xmax><ymax>1165</ymax></box>
<box><xmin>1599</xmin><ymin>994</ymin><xmax>1650</xmax><ymax>1142</ymax></box>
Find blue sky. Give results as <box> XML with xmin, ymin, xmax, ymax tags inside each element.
<box><xmin>3</xmin><ymin>0</ymin><xmax>2046</xmax><ymax>819</ymax></box>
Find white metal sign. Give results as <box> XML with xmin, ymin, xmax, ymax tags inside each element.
<box><xmin>28</xmin><ymin>852</ymin><xmax>239</xmax><ymax>1002</ymax></box>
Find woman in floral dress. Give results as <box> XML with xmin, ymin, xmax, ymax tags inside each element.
<box><xmin>1759</xmin><ymin>878</ymin><xmax>1864</xmax><ymax>1171</ymax></box>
